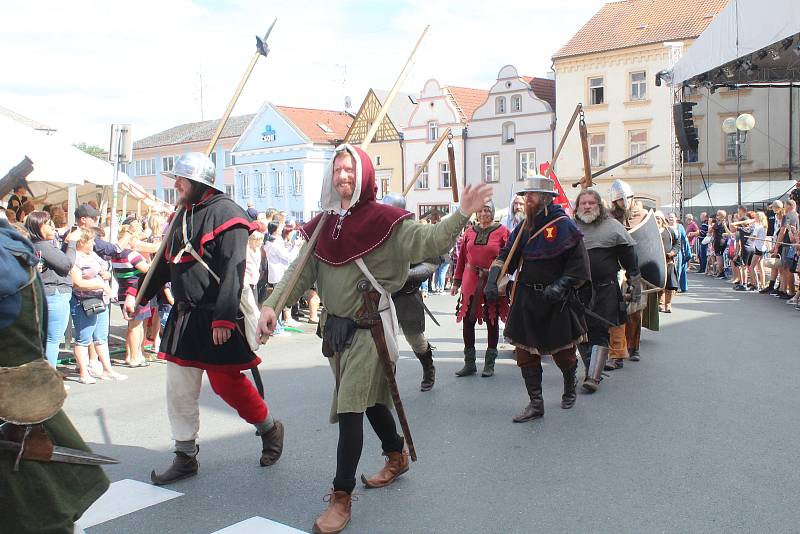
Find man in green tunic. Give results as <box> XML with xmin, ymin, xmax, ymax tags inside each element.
<box><xmin>258</xmin><ymin>144</ymin><xmax>491</xmax><ymax>534</ymax></box>
<box><xmin>0</xmin><ymin>219</ymin><xmax>109</xmax><ymax>533</ymax></box>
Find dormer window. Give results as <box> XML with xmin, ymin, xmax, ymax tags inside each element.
<box><xmin>496</xmin><ymin>97</ymin><xmax>506</xmax><ymax>114</ymax></box>
<box><xmin>318</xmin><ymin>123</ymin><xmax>333</xmax><ymax>133</ymax></box>
<box><xmin>511</xmin><ymin>95</ymin><xmax>522</xmax><ymax>112</ymax></box>
<box><xmin>427</xmin><ymin>121</ymin><xmax>438</xmax><ymax>142</ymax></box>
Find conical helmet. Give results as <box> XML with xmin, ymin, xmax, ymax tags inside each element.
<box><xmin>610</xmin><ymin>179</ymin><xmax>634</xmax><ymax>209</ymax></box>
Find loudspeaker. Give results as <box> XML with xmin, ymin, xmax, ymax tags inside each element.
<box><xmin>108</xmin><ymin>124</ymin><xmax>133</xmax><ymax>163</ymax></box>
<box><xmin>672</xmin><ymin>102</ymin><xmax>698</xmax><ymax>153</ymax></box>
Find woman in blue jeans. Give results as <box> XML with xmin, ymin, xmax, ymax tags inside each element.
<box><xmin>25</xmin><ymin>211</ymin><xmax>75</xmax><ymax>367</ymax></box>
<box><xmin>70</xmin><ymin>230</ymin><xmax>126</xmax><ymax>384</ymax></box>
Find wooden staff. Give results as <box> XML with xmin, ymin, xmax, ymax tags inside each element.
<box><xmin>447</xmin><ymin>136</ymin><xmax>459</xmax><ymax>203</ymax></box>
<box><xmin>578</xmin><ymin>119</ymin><xmax>592</xmax><ymax>190</ymax></box>
<box><xmin>499</xmin><ymin>104</ymin><xmax>582</xmax><ymax>280</ymax></box>
<box><xmin>402</xmin><ymin>127</ymin><xmax>451</xmax><ymax>197</ymax></box>
<box><xmin>136</xmin><ymin>20</ymin><xmax>277</xmax><ymax>307</ymax></box>
<box><xmin>270</xmin><ymin>26</ymin><xmax>429</xmax><ymax>315</ymax></box>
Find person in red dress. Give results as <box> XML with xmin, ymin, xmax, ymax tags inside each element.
<box><xmin>451</xmin><ymin>201</ymin><xmax>510</xmax><ymax>377</ymax></box>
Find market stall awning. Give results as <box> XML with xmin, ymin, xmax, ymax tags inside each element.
<box><xmin>670</xmin><ymin>0</ymin><xmax>800</xmax><ymax>86</ymax></box>
<box><xmin>683</xmin><ymin>179</ymin><xmax>795</xmax><ymax>208</ymax></box>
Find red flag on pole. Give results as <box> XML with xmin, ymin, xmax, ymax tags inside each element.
<box><xmin>539</xmin><ymin>162</ymin><xmax>572</xmax><ymax>215</ymax></box>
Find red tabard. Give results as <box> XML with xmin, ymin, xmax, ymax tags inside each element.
<box><xmin>453</xmin><ymin>223</ymin><xmax>510</xmax><ymax>324</ymax></box>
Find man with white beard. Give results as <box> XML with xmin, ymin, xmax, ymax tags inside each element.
<box><xmin>501</xmin><ymin>195</ymin><xmax>526</xmax><ymax>231</ymax></box>
<box><xmin>573</xmin><ymin>189</ymin><xmax>641</xmax><ymax>393</ymax></box>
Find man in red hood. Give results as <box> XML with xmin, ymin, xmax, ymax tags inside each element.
<box><xmin>259</xmin><ymin>144</ymin><xmax>491</xmax><ymax>534</ymax></box>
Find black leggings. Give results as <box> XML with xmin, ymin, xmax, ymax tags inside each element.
<box><xmin>333</xmin><ymin>404</ymin><xmax>403</xmax><ymax>494</ymax></box>
<box><xmin>462</xmin><ymin>300</ymin><xmax>499</xmax><ymax>350</ymax></box>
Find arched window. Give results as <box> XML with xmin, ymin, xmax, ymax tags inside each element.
<box><xmin>495</xmin><ymin>97</ymin><xmax>506</xmax><ymax>114</ymax></box>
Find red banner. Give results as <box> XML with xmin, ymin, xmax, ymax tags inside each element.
<box><xmin>539</xmin><ymin>162</ymin><xmax>572</xmax><ymax>214</ymax></box>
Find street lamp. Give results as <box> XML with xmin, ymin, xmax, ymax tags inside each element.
<box><xmin>722</xmin><ymin>113</ymin><xmax>755</xmax><ymax>206</ymax></box>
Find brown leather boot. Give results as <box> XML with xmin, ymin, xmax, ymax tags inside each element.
<box><xmin>360</xmin><ymin>442</ymin><xmax>410</xmax><ymax>488</ymax></box>
<box><xmin>259</xmin><ymin>420</ymin><xmax>285</xmax><ymax>466</ymax></box>
<box><xmin>150</xmin><ymin>449</ymin><xmax>199</xmax><ymax>486</ymax></box>
<box><xmin>415</xmin><ymin>344</ymin><xmax>436</xmax><ymax>392</ymax></box>
<box><xmin>312</xmin><ymin>490</ymin><xmax>353</xmax><ymax>534</ymax></box>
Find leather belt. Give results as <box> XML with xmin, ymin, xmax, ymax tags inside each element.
<box><xmin>520</xmin><ymin>282</ymin><xmax>547</xmax><ymax>291</ymax></box>
<box><xmin>466</xmin><ymin>263</ymin><xmax>489</xmax><ymax>278</ymax></box>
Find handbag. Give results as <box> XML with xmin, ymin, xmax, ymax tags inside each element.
<box><xmin>177</xmin><ymin>212</ymin><xmax>260</xmax><ymax>351</ymax></box>
<box><xmin>80</xmin><ymin>296</ymin><xmax>106</xmax><ymax>316</ymax></box>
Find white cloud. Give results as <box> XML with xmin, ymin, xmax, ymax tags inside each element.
<box><xmin>0</xmin><ymin>0</ymin><xmax>605</xmax><ymax>146</ymax></box>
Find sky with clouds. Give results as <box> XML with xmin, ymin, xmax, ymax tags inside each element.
<box><xmin>0</xmin><ymin>0</ymin><xmax>607</xmax><ymax>147</ymax></box>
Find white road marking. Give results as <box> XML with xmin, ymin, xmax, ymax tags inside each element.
<box><xmin>75</xmin><ymin>479</ymin><xmax>182</xmax><ymax>530</ymax></box>
<box><xmin>211</xmin><ymin>516</ymin><xmax>308</xmax><ymax>533</ymax></box>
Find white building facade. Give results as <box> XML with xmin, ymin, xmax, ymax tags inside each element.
<box><xmin>467</xmin><ymin>65</ymin><xmax>555</xmax><ymax>213</ymax></box>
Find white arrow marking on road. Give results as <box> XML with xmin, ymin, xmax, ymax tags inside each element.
<box><xmin>74</xmin><ymin>479</ymin><xmax>182</xmax><ymax>530</ymax></box>
<box><xmin>211</xmin><ymin>516</ymin><xmax>308</xmax><ymax>533</ymax></box>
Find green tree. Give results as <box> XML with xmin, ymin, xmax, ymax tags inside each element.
<box><xmin>73</xmin><ymin>142</ymin><xmax>106</xmax><ymax>159</ymax></box>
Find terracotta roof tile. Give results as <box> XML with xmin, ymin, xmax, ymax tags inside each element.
<box><xmin>275</xmin><ymin>106</ymin><xmax>353</xmax><ymax>144</ymax></box>
<box><xmin>444</xmin><ymin>86</ymin><xmax>489</xmax><ymax>122</ymax></box>
<box><xmin>552</xmin><ymin>0</ymin><xmax>729</xmax><ymax>59</ymax></box>
<box><xmin>522</xmin><ymin>77</ymin><xmax>556</xmax><ymax>110</ymax></box>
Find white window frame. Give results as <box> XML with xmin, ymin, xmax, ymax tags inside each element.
<box><xmin>292</xmin><ymin>170</ymin><xmax>302</xmax><ymax>195</ymax></box>
<box><xmin>163</xmin><ymin>188</ymin><xmax>177</xmax><ymax>205</ymax></box>
<box><xmin>439</xmin><ymin>161</ymin><xmax>451</xmax><ymax>189</ymax></box>
<box><xmin>589</xmin><ymin>77</ymin><xmax>604</xmax><ymax>105</ymax></box>
<box><xmin>483</xmin><ymin>154</ymin><xmax>500</xmax><ymax>183</ymax></box>
<box><xmin>415</xmin><ymin>164</ymin><xmax>429</xmax><ymax>190</ymax></box>
<box><xmin>135</xmin><ymin>158</ymin><xmax>156</xmax><ymax>176</ymax></box>
<box><xmin>274</xmin><ymin>170</ymin><xmax>285</xmax><ymax>196</ymax></box>
<box><xmin>725</xmin><ymin>132</ymin><xmax>738</xmax><ymax>161</ymax></box>
<box><xmin>257</xmin><ymin>172</ymin><xmax>268</xmax><ymax>197</ymax></box>
<box><xmin>518</xmin><ymin>151</ymin><xmax>536</xmax><ymax>180</ymax></box>
<box><xmin>162</xmin><ymin>156</ymin><xmax>175</xmax><ymax>173</ymax></box>
<box><xmin>240</xmin><ymin>173</ymin><xmax>250</xmax><ymax>197</ymax></box>
<box><xmin>225</xmin><ymin>184</ymin><xmax>235</xmax><ymax>198</ymax></box>
<box><xmin>629</xmin><ymin>130</ymin><xmax>648</xmax><ymax>165</ymax></box>
<box><xmin>589</xmin><ymin>133</ymin><xmax>606</xmax><ymax>167</ymax></box>
<box><xmin>379</xmin><ymin>177</ymin><xmax>390</xmax><ymax>199</ymax></box>
<box><xmin>496</xmin><ymin>96</ymin><xmax>506</xmax><ymax>114</ymax></box>
<box><xmin>511</xmin><ymin>95</ymin><xmax>522</xmax><ymax>112</ymax></box>
<box><xmin>427</xmin><ymin>121</ymin><xmax>439</xmax><ymax>142</ymax></box>
<box><xmin>502</xmin><ymin>122</ymin><xmax>515</xmax><ymax>144</ymax></box>
<box><xmin>224</xmin><ymin>151</ymin><xmax>232</xmax><ymax>167</ymax></box>
<box><xmin>630</xmin><ymin>71</ymin><xmax>647</xmax><ymax>101</ymax></box>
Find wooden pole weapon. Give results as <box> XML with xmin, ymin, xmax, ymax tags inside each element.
<box><xmin>136</xmin><ymin>20</ymin><xmax>277</xmax><ymax>307</ymax></box>
<box><xmin>447</xmin><ymin>131</ymin><xmax>459</xmax><ymax>203</ymax></box>
<box><xmin>401</xmin><ymin>127</ymin><xmax>451</xmax><ymax>197</ymax></box>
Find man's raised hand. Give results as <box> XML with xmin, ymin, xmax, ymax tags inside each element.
<box><xmin>459</xmin><ymin>183</ymin><xmax>493</xmax><ymax>216</ymax></box>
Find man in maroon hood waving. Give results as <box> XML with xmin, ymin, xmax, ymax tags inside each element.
<box><xmin>259</xmin><ymin>144</ymin><xmax>491</xmax><ymax>534</ymax></box>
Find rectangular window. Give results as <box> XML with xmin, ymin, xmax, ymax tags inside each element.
<box><xmin>439</xmin><ymin>162</ymin><xmax>451</xmax><ymax>189</ymax></box>
<box><xmin>589</xmin><ymin>77</ymin><xmax>604</xmax><ymax>105</ymax></box>
<box><xmin>148</xmin><ymin>189</ymin><xmax>157</xmax><ymax>199</ymax></box>
<box><xmin>503</xmin><ymin>123</ymin><xmax>515</xmax><ymax>144</ymax></box>
<box><xmin>417</xmin><ymin>204</ymin><xmax>451</xmax><ymax>220</ymax></box>
<box><xmin>291</xmin><ymin>211</ymin><xmax>304</xmax><ymax>223</ymax></box>
<box><xmin>496</xmin><ymin>97</ymin><xmax>506</xmax><ymax>114</ymax></box>
<box><xmin>224</xmin><ymin>151</ymin><xmax>232</xmax><ymax>167</ymax></box>
<box><xmin>274</xmin><ymin>171</ymin><xmax>285</xmax><ymax>196</ymax></box>
<box><xmin>483</xmin><ymin>154</ymin><xmax>499</xmax><ymax>183</ymax></box>
<box><xmin>380</xmin><ymin>178</ymin><xmax>390</xmax><ymax>199</ymax></box>
<box><xmin>684</xmin><ymin>146</ymin><xmax>699</xmax><ymax>163</ymax></box>
<box><xmin>292</xmin><ymin>170</ymin><xmax>302</xmax><ymax>195</ymax></box>
<box><xmin>427</xmin><ymin>122</ymin><xmax>438</xmax><ymax>142</ymax></box>
<box><xmin>240</xmin><ymin>174</ymin><xmax>250</xmax><ymax>197</ymax></box>
<box><xmin>629</xmin><ymin>130</ymin><xmax>648</xmax><ymax>165</ymax></box>
<box><xmin>375</xmin><ymin>155</ymin><xmax>382</xmax><ymax>166</ymax></box>
<box><xmin>225</xmin><ymin>184</ymin><xmax>234</xmax><ymax>198</ymax></box>
<box><xmin>415</xmin><ymin>164</ymin><xmax>429</xmax><ymax>189</ymax></box>
<box><xmin>163</xmin><ymin>188</ymin><xmax>176</xmax><ymax>205</ymax></box>
<box><xmin>518</xmin><ymin>151</ymin><xmax>536</xmax><ymax>180</ymax></box>
<box><xmin>589</xmin><ymin>133</ymin><xmax>606</xmax><ymax>167</ymax></box>
<box><xmin>725</xmin><ymin>132</ymin><xmax>738</xmax><ymax>161</ymax></box>
<box><xmin>135</xmin><ymin>159</ymin><xmax>156</xmax><ymax>176</ymax></box>
<box><xmin>162</xmin><ymin>156</ymin><xmax>175</xmax><ymax>173</ymax></box>
<box><xmin>631</xmin><ymin>71</ymin><xmax>647</xmax><ymax>100</ymax></box>
<box><xmin>258</xmin><ymin>172</ymin><xmax>268</xmax><ymax>196</ymax></box>
<box><xmin>511</xmin><ymin>95</ymin><xmax>522</xmax><ymax>112</ymax></box>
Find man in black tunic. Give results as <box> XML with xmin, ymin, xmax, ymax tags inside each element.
<box><xmin>573</xmin><ymin>189</ymin><xmax>641</xmax><ymax>392</ymax></box>
<box><xmin>484</xmin><ymin>175</ymin><xmax>591</xmax><ymax>423</ymax></box>
<box><xmin>382</xmin><ymin>192</ymin><xmax>438</xmax><ymax>392</ymax></box>
<box><xmin>129</xmin><ymin>152</ymin><xmax>284</xmax><ymax>485</ymax></box>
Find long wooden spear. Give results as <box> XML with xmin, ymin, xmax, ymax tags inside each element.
<box><xmin>401</xmin><ymin>126</ymin><xmax>451</xmax><ymax>197</ymax></box>
<box><xmin>135</xmin><ymin>20</ymin><xmax>277</xmax><ymax>307</ymax></box>
<box><xmin>268</xmin><ymin>26</ymin><xmax>429</xmax><ymax>317</ymax></box>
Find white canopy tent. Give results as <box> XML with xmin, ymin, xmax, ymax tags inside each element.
<box><xmin>682</xmin><ymin>179</ymin><xmax>795</xmax><ymax>210</ymax></box>
<box><xmin>670</xmin><ymin>0</ymin><xmax>800</xmax><ymax>86</ymax></box>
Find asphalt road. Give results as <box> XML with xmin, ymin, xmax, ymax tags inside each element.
<box><xmin>63</xmin><ymin>273</ymin><xmax>800</xmax><ymax>534</ymax></box>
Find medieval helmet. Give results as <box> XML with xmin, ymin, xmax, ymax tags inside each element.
<box><xmin>381</xmin><ymin>192</ymin><xmax>406</xmax><ymax>209</ymax></box>
<box><xmin>610</xmin><ymin>179</ymin><xmax>634</xmax><ymax>209</ymax></box>
<box><xmin>163</xmin><ymin>152</ymin><xmax>222</xmax><ymax>192</ymax></box>
<box><xmin>516</xmin><ymin>174</ymin><xmax>557</xmax><ymax>196</ymax></box>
